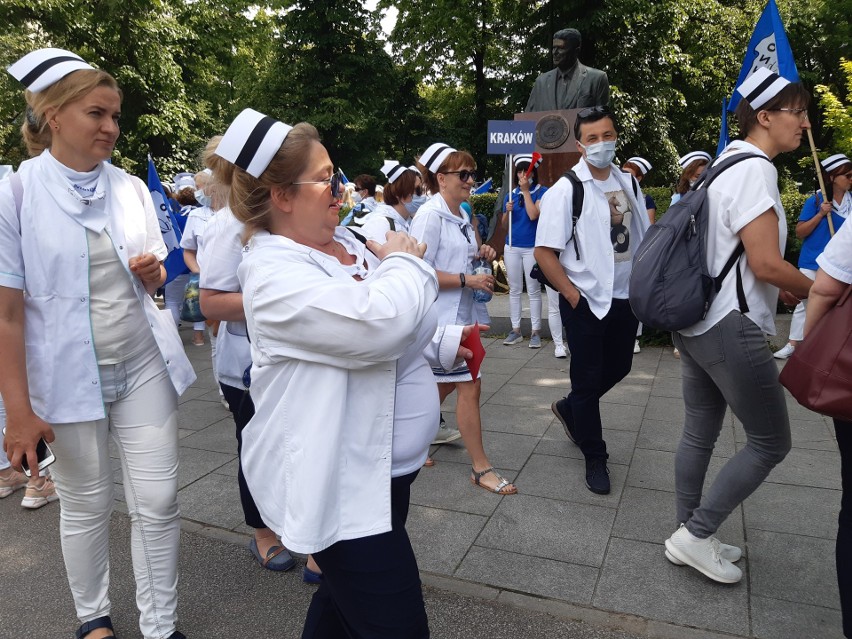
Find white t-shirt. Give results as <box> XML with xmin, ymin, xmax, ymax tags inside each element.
<box><xmin>679</xmin><ymin>140</ymin><xmax>786</xmax><ymax>337</ymax></box>
<box><xmin>180</xmin><ymin>206</ymin><xmax>215</xmax><ymax>254</ymax></box>
<box><xmin>817</xmin><ymin>215</ymin><xmax>852</xmax><ymax>284</ymax></box>
<box><xmin>593</xmin><ymin>173</ymin><xmax>634</xmax><ymax>299</ymax></box>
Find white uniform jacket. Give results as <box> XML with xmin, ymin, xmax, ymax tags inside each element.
<box><xmin>0</xmin><ymin>153</ymin><xmax>195</xmax><ymax>424</ymax></box>
<box><xmin>536</xmin><ymin>158</ymin><xmax>650</xmax><ymax>319</ymax></box>
<box><xmin>357</xmin><ymin>203</ymin><xmax>411</xmax><ymax>241</ymax></box>
<box><xmin>238</xmin><ymin>228</ymin><xmax>439</xmax><ymax>554</ymax></box>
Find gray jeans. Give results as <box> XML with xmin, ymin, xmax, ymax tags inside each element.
<box><xmin>672</xmin><ymin>311</ymin><xmax>791</xmax><ymax>538</ymax></box>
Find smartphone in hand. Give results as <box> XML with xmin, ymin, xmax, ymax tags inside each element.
<box><xmin>2</xmin><ymin>427</ymin><xmax>56</xmax><ymax>477</ymax></box>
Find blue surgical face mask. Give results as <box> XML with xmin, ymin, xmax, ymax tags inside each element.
<box><xmin>194</xmin><ymin>189</ymin><xmax>212</xmax><ymax>208</ymax></box>
<box><xmin>579</xmin><ymin>140</ymin><xmax>617</xmax><ymax>169</ymax></box>
<box><xmin>405</xmin><ymin>194</ymin><xmax>428</xmax><ymax>215</ymax></box>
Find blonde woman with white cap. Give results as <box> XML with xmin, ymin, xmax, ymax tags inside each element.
<box><xmin>664</xmin><ymin>68</ymin><xmax>814</xmax><ymax>584</ymax></box>
<box><xmin>0</xmin><ymin>48</ymin><xmax>194</xmax><ymax>639</ymax></box>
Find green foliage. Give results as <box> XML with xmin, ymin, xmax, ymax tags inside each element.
<box><xmin>644</xmin><ymin>187</ymin><xmax>672</xmax><ymax>219</ymax></box>
<box><xmin>470</xmin><ymin>193</ymin><xmax>498</xmax><ymax>221</ymax></box>
<box><xmin>815</xmin><ymin>59</ymin><xmax>852</xmax><ymax>157</ymax></box>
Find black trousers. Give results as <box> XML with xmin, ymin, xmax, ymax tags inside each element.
<box><xmin>835</xmin><ymin>420</ymin><xmax>852</xmax><ymax>638</ymax></box>
<box><xmin>220</xmin><ymin>383</ymin><xmax>266</xmax><ymax>529</ymax></box>
<box><xmin>301</xmin><ymin>471</ymin><xmax>429</xmax><ymax>639</ymax></box>
<box><xmin>558</xmin><ymin>296</ymin><xmax>638</xmax><ymax>460</ymax></box>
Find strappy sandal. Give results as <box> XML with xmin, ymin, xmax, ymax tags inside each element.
<box><xmin>470</xmin><ymin>467</ymin><xmax>517</xmax><ymax>495</ymax></box>
<box><xmin>76</xmin><ymin>615</ymin><xmax>116</xmax><ymax>639</ymax></box>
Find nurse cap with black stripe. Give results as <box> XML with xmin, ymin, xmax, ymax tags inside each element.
<box><xmin>380</xmin><ymin>160</ymin><xmax>407</xmax><ymax>184</ymax></box>
<box><xmin>678</xmin><ymin>151</ymin><xmax>712</xmax><ymax>169</ymax></box>
<box><xmin>215</xmin><ymin>108</ymin><xmax>293</xmax><ymax>179</ymax></box>
<box><xmin>625</xmin><ymin>157</ymin><xmax>652</xmax><ymax>175</ymax></box>
<box><xmin>736</xmin><ymin>66</ymin><xmax>791</xmax><ymax>110</ymax></box>
<box><xmin>821</xmin><ymin>154</ymin><xmax>851</xmax><ymax>173</ymax></box>
<box><xmin>8</xmin><ymin>48</ymin><xmax>96</xmax><ymax>94</ymax></box>
<box><xmin>513</xmin><ymin>154</ymin><xmax>542</xmax><ymax>169</ymax></box>
<box><xmin>420</xmin><ymin>142</ymin><xmax>457</xmax><ymax>174</ymax></box>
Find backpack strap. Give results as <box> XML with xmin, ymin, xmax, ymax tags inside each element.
<box><xmin>562</xmin><ymin>170</ymin><xmax>585</xmax><ymax>260</ymax></box>
<box><xmin>10</xmin><ymin>172</ymin><xmax>23</xmax><ymax>222</ymax></box>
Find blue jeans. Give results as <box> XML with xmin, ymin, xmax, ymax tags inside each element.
<box><xmin>673</xmin><ymin>311</ymin><xmax>791</xmax><ymax>538</ymax></box>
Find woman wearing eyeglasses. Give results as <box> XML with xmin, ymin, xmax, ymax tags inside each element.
<box><xmin>215</xmin><ymin>110</ymin><xmax>471</xmax><ymax>637</ymax></box>
<box><xmin>409</xmin><ymin>143</ymin><xmax>518</xmax><ymax>496</ymax></box>
<box><xmin>772</xmin><ymin>153</ymin><xmax>851</xmax><ymax>360</ymax></box>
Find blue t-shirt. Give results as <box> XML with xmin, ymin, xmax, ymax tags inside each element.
<box><xmin>502</xmin><ymin>184</ymin><xmax>548</xmax><ymax>248</ymax></box>
<box><xmin>798</xmin><ymin>192</ymin><xmax>849</xmax><ymax>270</ymax></box>
<box><xmin>645</xmin><ymin>193</ymin><xmax>656</xmax><ymax>211</ymax></box>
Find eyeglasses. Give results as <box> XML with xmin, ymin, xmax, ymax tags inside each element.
<box><xmin>768</xmin><ymin>108</ymin><xmax>809</xmax><ymax>121</ymax></box>
<box><xmin>292</xmin><ymin>170</ymin><xmax>344</xmax><ymax>199</ymax></box>
<box><xmin>577</xmin><ymin>106</ymin><xmax>612</xmax><ymax>120</ymax></box>
<box><xmin>442</xmin><ymin>170</ymin><xmax>477</xmax><ymax>183</ymax></box>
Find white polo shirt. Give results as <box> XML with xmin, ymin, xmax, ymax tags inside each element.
<box><xmin>817</xmin><ymin>215</ymin><xmax>852</xmax><ymax>284</ymax></box>
<box><xmin>535</xmin><ymin>157</ymin><xmax>649</xmax><ymax>319</ymax></box>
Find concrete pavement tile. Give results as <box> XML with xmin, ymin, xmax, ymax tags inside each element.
<box><xmin>751</xmin><ymin>595</ymin><xmax>844</xmax><ymax>639</ymax></box>
<box><xmin>600</xmin><ymin>383</ymin><xmax>652</xmax><ymax>407</ymax></box>
<box><xmin>636</xmin><ymin>418</ymin><xmax>735</xmax><ymax>457</ymax></box>
<box><xmin>180</xmin><ymin>418</ymin><xmax>240</xmax><ymax>455</ymax></box>
<box><xmin>455</xmin><ymin>546</ymin><xmax>598</xmax><ymax>605</ymax></box>
<box><xmin>178</xmin><ymin>428</ymin><xmax>195</xmax><ymax>439</ymax></box>
<box><xmin>410</xmin><ymin>460</ymin><xmax>511</xmax><ymax>516</ymax></box>
<box><xmin>650</xmin><ymin>376</ymin><xmax>683</xmax><ymax>399</ymax></box>
<box><xmin>179</xmin><ymin>385</ymin><xmax>212</xmax><ymax>404</ymax></box>
<box><xmin>212</xmin><ymin>458</ymin><xmax>240</xmax><ymax>477</ymax></box>
<box><xmin>626</xmin><ymin>448</ymin><xmax>728</xmax><ymax>493</ymax></box>
<box><xmin>748</xmin><ymin>528</ymin><xmax>840</xmax><ymax>609</ymax></box>
<box><xmin>407</xmin><ymin>504</ymin><xmax>488</xmax><ymax>574</ymax></box>
<box><xmin>744</xmin><ymin>482</ymin><xmax>839</xmax><ymax>539</ymax></box>
<box><xmin>526</xmin><ymin>347</ymin><xmax>572</xmax><ymax>371</ymax></box>
<box><xmin>612</xmin><ymin>486</ymin><xmax>744</xmax><ymax>549</ymax></box>
<box><xmin>642</xmin><ymin>396</ymin><xmax>685</xmax><ymax>423</ymax></box>
<box><xmin>784</xmin><ymin>394</ymin><xmax>833</xmax><ymax>422</ymax></box>
<box><xmin>535</xmin><ymin>422</ymin><xmax>637</xmax><ymax>467</ymax></box>
<box><xmin>486</xmin><ymin>382</ymin><xmax>562</xmax><ymax>409</ymax></box>
<box><xmin>188</xmin><ymin>366</ymin><xmax>217</xmax><ymax>390</ymax></box>
<box><xmin>177</xmin><ymin>446</ymin><xmax>236</xmax><ymax>490</ymax></box>
<box><xmin>483</xmin><ymin>344</ymin><xmax>539</xmax><ymax>361</ymax></box>
<box><xmin>195</xmin><ymin>388</ymin><xmax>230</xmax><ymax>405</ymax></box>
<box><xmin>622</xmin><ymin>366</ymin><xmax>657</xmax><ymax>386</ymax></box>
<box><xmin>480</xmin><ymin>404</ymin><xmax>555</xmax><ymax>437</ymax></box>
<box><xmin>431</xmin><ymin>430</ymin><xmax>538</xmax><ymax>471</ymax></box>
<box><xmin>178</xmin><ymin>399</ymin><xmax>230</xmax><ymax>431</ymax></box>
<box><xmin>479</xmin><ymin>373</ymin><xmax>512</xmax><ymax>403</ymax></box>
<box><xmin>507</xmin><ymin>366</ymin><xmax>569</xmax><ymax>388</ymax></box>
<box><xmin>178</xmin><ymin>473</ymin><xmax>245</xmax><ymax>530</ymax></box>
<box><xmin>766</xmin><ymin>446</ymin><xmax>841</xmax><ymax>490</ymax></box>
<box><xmin>477</xmin><ymin>494</ymin><xmax>615</xmax><ymax>566</ymax></box>
<box><xmin>599</xmin><ymin>402</ymin><xmax>644</xmax><ymax>432</ymax></box>
<box><xmin>480</xmin><ymin>356</ymin><xmax>528</xmax><ymax>377</ymax></box>
<box><xmin>654</xmin><ymin>354</ymin><xmax>684</xmax><ymax>379</ymax></box>
<box><xmin>513</xmin><ymin>453</ymin><xmax>627</xmax><ymax>504</ymax></box>
<box><xmin>593</xmin><ymin>537</ymin><xmax>749</xmax><ymax>636</ymax></box>
<box><xmin>734</xmin><ymin>418</ymin><xmax>835</xmax><ymax>448</ymax></box>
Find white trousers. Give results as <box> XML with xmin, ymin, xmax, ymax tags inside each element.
<box><xmin>788</xmin><ymin>268</ymin><xmax>816</xmax><ymax>342</ymax></box>
<box><xmin>544</xmin><ymin>286</ymin><xmax>565</xmax><ymax>348</ymax></box>
<box><xmin>49</xmin><ymin>348</ymin><xmax>181</xmax><ymax>639</ymax></box>
<box><xmin>164</xmin><ymin>273</ymin><xmax>204</xmax><ymax>331</ymax></box>
<box><xmin>0</xmin><ymin>400</ymin><xmax>8</xmax><ymax>470</ymax></box>
<box><xmin>504</xmin><ymin>244</ymin><xmax>542</xmax><ymax>331</ymax></box>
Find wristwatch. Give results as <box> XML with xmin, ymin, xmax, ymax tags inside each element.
<box><xmin>459</xmin><ymin>273</ymin><xmax>466</xmax><ymax>288</ymax></box>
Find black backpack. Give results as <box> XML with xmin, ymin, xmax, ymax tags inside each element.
<box><xmin>628</xmin><ymin>152</ymin><xmax>771</xmax><ymax>332</ymax></box>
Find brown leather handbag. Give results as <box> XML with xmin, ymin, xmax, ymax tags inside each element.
<box><xmin>779</xmin><ymin>284</ymin><xmax>852</xmax><ymax>421</ymax></box>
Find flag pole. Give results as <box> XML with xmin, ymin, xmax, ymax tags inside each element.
<box><xmin>805</xmin><ymin>128</ymin><xmax>835</xmax><ymax>236</ymax></box>
<box><xmin>506</xmin><ymin>154</ymin><xmax>512</xmax><ymax>248</ymax></box>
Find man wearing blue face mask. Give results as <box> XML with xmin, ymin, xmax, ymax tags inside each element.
<box><xmin>534</xmin><ymin>106</ymin><xmax>649</xmax><ymax>495</ymax></box>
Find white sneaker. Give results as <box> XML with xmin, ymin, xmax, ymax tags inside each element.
<box><xmin>773</xmin><ymin>343</ymin><xmax>796</xmax><ymax>359</ymax></box>
<box><xmin>503</xmin><ymin>331</ymin><xmax>523</xmax><ymax>346</ymax></box>
<box><xmin>21</xmin><ymin>476</ymin><xmax>59</xmax><ymax>509</ymax></box>
<box><xmin>554</xmin><ymin>344</ymin><xmax>567</xmax><ymax>359</ymax></box>
<box><xmin>664</xmin><ymin>525</ymin><xmax>742</xmax><ymax>583</ymax></box>
<box><xmin>633</xmin><ymin>339</ymin><xmax>641</xmax><ymax>354</ymax></box>
<box><xmin>0</xmin><ymin>468</ymin><xmax>28</xmax><ymax>498</ymax></box>
<box><xmin>432</xmin><ymin>425</ymin><xmax>462</xmax><ymax>445</ymax></box>
<box><xmin>665</xmin><ymin>526</ymin><xmax>742</xmax><ymax>565</ymax></box>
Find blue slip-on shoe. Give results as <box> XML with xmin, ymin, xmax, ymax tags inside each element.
<box><xmin>76</xmin><ymin>616</ymin><xmax>116</xmax><ymax>639</ymax></box>
<box><xmin>303</xmin><ymin>565</ymin><xmax>323</xmax><ymax>584</ymax></box>
<box><xmin>249</xmin><ymin>537</ymin><xmax>296</xmax><ymax>572</ymax></box>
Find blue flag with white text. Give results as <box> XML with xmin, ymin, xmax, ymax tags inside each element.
<box><xmin>727</xmin><ymin>0</ymin><xmax>799</xmax><ymax>113</ymax></box>
<box><xmin>147</xmin><ymin>155</ymin><xmax>186</xmax><ymax>284</ymax></box>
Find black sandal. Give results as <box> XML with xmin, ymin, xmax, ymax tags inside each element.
<box><xmin>76</xmin><ymin>615</ymin><xmax>116</xmax><ymax>639</ymax></box>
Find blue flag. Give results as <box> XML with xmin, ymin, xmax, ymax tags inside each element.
<box><xmin>339</xmin><ymin>169</ymin><xmax>350</xmax><ymax>185</ymax></box>
<box><xmin>147</xmin><ymin>155</ymin><xmax>186</xmax><ymax>284</ymax></box>
<box><xmin>473</xmin><ymin>178</ymin><xmax>493</xmax><ymax>195</ymax></box>
<box><xmin>716</xmin><ymin>98</ymin><xmax>730</xmax><ymax>156</ymax></box>
<box><xmin>727</xmin><ymin>0</ymin><xmax>799</xmax><ymax>112</ymax></box>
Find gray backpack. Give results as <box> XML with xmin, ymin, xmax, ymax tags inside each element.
<box><xmin>629</xmin><ymin>152</ymin><xmax>770</xmax><ymax>332</ymax></box>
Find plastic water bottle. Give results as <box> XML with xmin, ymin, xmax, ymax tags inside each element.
<box><xmin>472</xmin><ymin>258</ymin><xmax>493</xmax><ymax>303</ymax></box>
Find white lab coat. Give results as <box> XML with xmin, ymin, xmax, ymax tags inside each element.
<box><xmin>237</xmin><ymin>228</ymin><xmax>439</xmax><ymax>553</ymax></box>
<box><xmin>0</xmin><ymin>153</ymin><xmax>195</xmax><ymax>424</ymax></box>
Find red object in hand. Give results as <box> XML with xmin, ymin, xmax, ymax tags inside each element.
<box><xmin>524</xmin><ymin>152</ymin><xmax>542</xmax><ymax>179</ymax></box>
<box><xmin>460</xmin><ymin>323</ymin><xmax>486</xmax><ymax>380</ymax></box>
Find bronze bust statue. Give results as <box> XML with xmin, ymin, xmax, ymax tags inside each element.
<box><xmin>525</xmin><ymin>28</ymin><xmax>610</xmax><ymax>112</ymax></box>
